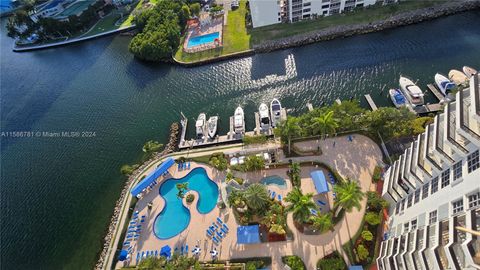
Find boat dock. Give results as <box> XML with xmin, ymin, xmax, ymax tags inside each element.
<box><xmin>427</xmin><ymin>84</ymin><xmax>445</xmax><ymax>101</ymax></box>
<box><xmin>335</xmin><ymin>99</ymin><xmax>342</xmax><ymax>105</ymax></box>
<box><xmin>307</xmin><ymin>102</ymin><xmax>314</xmax><ymax>111</ymax></box>
<box><xmin>364</xmin><ymin>94</ymin><xmax>378</xmax><ymax>111</ymax></box>
<box><xmin>413</xmin><ymin>104</ymin><xmax>443</xmax><ymax>115</ymax></box>
<box><xmin>178</xmin><ymin>108</ymin><xmax>286</xmax><ymax>150</ymax></box>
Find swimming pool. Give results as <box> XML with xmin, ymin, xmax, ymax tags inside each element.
<box><xmin>260</xmin><ymin>175</ymin><xmax>287</xmax><ymax>190</ymax></box>
<box><xmin>187</xmin><ymin>32</ymin><xmax>220</xmax><ymax>48</ymax></box>
<box><xmin>153</xmin><ymin>167</ymin><xmax>219</xmax><ymax>239</ymax></box>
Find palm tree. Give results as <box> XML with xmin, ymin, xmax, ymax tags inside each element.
<box><xmin>310</xmin><ymin>213</ymin><xmax>334</xmax><ymax>233</ymax></box>
<box><xmin>244</xmin><ymin>183</ymin><xmax>270</xmax><ymax>212</ymax></box>
<box><xmin>261</xmin><ymin>203</ymin><xmax>286</xmax><ymax>234</ymax></box>
<box><xmin>311</xmin><ymin>110</ymin><xmax>339</xmax><ymax>139</ymax></box>
<box><xmin>176</xmin><ymin>182</ymin><xmax>189</xmax><ymax>199</ymax></box>
<box><xmin>287</xmin><ymin>162</ymin><xmax>301</xmax><ymax>187</ymax></box>
<box><xmin>285</xmin><ymin>187</ymin><xmax>317</xmax><ymax>224</ymax></box>
<box><xmin>333</xmin><ymin>179</ymin><xmax>364</xmax><ymax>217</ymax></box>
<box><xmin>276</xmin><ymin>116</ymin><xmax>303</xmax><ymax>154</ymax></box>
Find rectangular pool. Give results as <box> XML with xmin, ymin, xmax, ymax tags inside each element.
<box><xmin>187</xmin><ymin>32</ymin><xmax>220</xmax><ymax>48</ymax></box>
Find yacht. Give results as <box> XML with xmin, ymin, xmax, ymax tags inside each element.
<box><xmin>388</xmin><ymin>89</ymin><xmax>407</xmax><ymax>108</ymax></box>
<box><xmin>435</xmin><ymin>73</ymin><xmax>456</xmax><ymax>96</ymax></box>
<box><xmin>448</xmin><ymin>69</ymin><xmax>468</xmax><ymax>85</ymax></box>
<box><xmin>463</xmin><ymin>66</ymin><xmax>478</xmax><ymax>79</ymax></box>
<box><xmin>207</xmin><ymin>116</ymin><xmax>218</xmax><ymax>139</ymax></box>
<box><xmin>399</xmin><ymin>76</ymin><xmax>424</xmax><ymax>107</ymax></box>
<box><xmin>270</xmin><ymin>98</ymin><xmax>282</xmax><ymax>127</ymax></box>
<box><xmin>195</xmin><ymin>113</ymin><xmax>206</xmax><ymax>139</ymax></box>
<box><xmin>258</xmin><ymin>103</ymin><xmax>270</xmax><ymax>130</ymax></box>
<box><xmin>233</xmin><ymin>106</ymin><xmax>245</xmax><ymax>134</ymax></box>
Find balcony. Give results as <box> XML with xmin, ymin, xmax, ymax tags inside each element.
<box><xmin>445</xmin><ymin>102</ymin><xmax>470</xmax><ymax>154</ymax></box>
<box><xmin>434</xmin><ymin>220</ymin><xmax>450</xmax><ymax>269</ymax></box>
<box><xmin>415</xmin><ymin>228</ymin><xmax>427</xmax><ymax>270</ymax></box>
<box><xmin>434</xmin><ymin>114</ymin><xmax>455</xmax><ymax>164</ymax></box>
<box><xmin>425</xmin><ymin>123</ymin><xmax>443</xmax><ymax>173</ymax></box>
<box><xmin>424</xmin><ymin>224</ymin><xmax>438</xmax><ymax>268</ymax></box>
<box><xmin>450</xmin><ymin>215</ymin><xmax>467</xmax><ymax>268</ymax></box>
<box><xmin>467</xmin><ymin>208</ymin><xmax>480</xmax><ymax>267</ymax></box>
<box><xmin>457</xmin><ymin>88</ymin><xmax>480</xmax><ymax>145</ymax></box>
<box><xmin>405</xmin><ymin>232</ymin><xmax>416</xmax><ymax>270</ymax></box>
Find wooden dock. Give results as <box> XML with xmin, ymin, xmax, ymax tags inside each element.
<box><xmin>364</xmin><ymin>94</ymin><xmax>378</xmax><ymax>111</ymax></box>
<box><xmin>307</xmin><ymin>102</ymin><xmax>314</xmax><ymax>111</ymax></box>
<box><xmin>254</xmin><ymin>112</ymin><xmax>260</xmax><ymax>135</ymax></box>
<box><xmin>413</xmin><ymin>104</ymin><xmax>443</xmax><ymax>115</ymax></box>
<box><xmin>427</xmin><ymin>84</ymin><xmax>444</xmax><ymax>101</ymax></box>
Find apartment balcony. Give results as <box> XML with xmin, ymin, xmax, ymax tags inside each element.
<box><xmin>405</xmin><ymin>232</ymin><xmax>416</xmax><ymax>270</ymax></box>
<box><xmin>424</xmin><ymin>224</ymin><xmax>440</xmax><ymax>269</ymax></box>
<box><xmin>448</xmin><ymin>214</ymin><xmax>467</xmax><ymax>268</ymax></box>
<box><xmin>416</xmin><ymin>133</ymin><xmax>433</xmax><ymax>179</ymax></box>
<box><xmin>391</xmin><ymin>238</ymin><xmax>400</xmax><ymax>270</ymax></box>
<box><xmin>434</xmin><ymin>114</ymin><xmax>456</xmax><ymax>164</ymax></box>
<box><xmin>466</xmin><ymin>208</ymin><xmax>480</xmax><ymax>267</ymax></box>
<box><xmin>377</xmin><ymin>241</ymin><xmax>387</xmax><ymax>270</ymax></box>
<box><xmin>444</xmin><ymin>102</ymin><xmax>471</xmax><ymax>156</ymax></box>
<box><xmin>425</xmin><ymin>123</ymin><xmax>443</xmax><ymax>175</ymax></box>
<box><xmin>435</xmin><ymin>220</ymin><xmax>450</xmax><ymax>269</ymax></box>
<box><xmin>415</xmin><ymin>228</ymin><xmax>428</xmax><ymax>270</ymax></box>
<box><xmin>395</xmin><ymin>235</ymin><xmax>407</xmax><ymax>270</ymax></box>
<box><xmin>392</xmin><ymin>160</ymin><xmax>408</xmax><ymax>198</ymax></box>
<box><xmin>456</xmin><ymin>88</ymin><xmax>480</xmax><ymax>146</ymax></box>
<box><xmin>470</xmin><ymin>74</ymin><xmax>480</xmax><ymax>122</ymax></box>
<box><xmin>408</xmin><ymin>141</ymin><xmax>423</xmax><ymax>184</ymax></box>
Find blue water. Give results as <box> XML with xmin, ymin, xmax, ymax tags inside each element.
<box><xmin>153</xmin><ymin>167</ymin><xmax>219</xmax><ymax>239</ymax></box>
<box><xmin>187</xmin><ymin>32</ymin><xmax>220</xmax><ymax>48</ymax></box>
<box><xmin>261</xmin><ymin>175</ymin><xmax>287</xmax><ymax>189</ymax></box>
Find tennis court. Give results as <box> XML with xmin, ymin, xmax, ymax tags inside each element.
<box><xmin>56</xmin><ymin>0</ymin><xmax>94</xmax><ymax>17</ymax></box>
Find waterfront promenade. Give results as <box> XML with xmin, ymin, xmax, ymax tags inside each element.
<box><xmin>108</xmin><ymin>135</ymin><xmax>382</xmax><ymax>269</ymax></box>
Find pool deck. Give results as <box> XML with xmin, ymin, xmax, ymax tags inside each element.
<box><xmin>183</xmin><ymin>16</ymin><xmax>223</xmax><ymax>53</ymax></box>
<box><xmin>116</xmin><ymin>134</ymin><xmax>383</xmax><ymax>269</ymax></box>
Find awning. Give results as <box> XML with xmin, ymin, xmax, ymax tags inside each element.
<box><xmin>237</xmin><ymin>225</ymin><xmax>260</xmax><ymax>244</ymax></box>
<box><xmin>130</xmin><ymin>157</ymin><xmax>175</xmax><ymax>197</ymax></box>
<box><xmin>118</xmin><ymin>250</ymin><xmax>128</xmax><ymax>261</ymax></box>
<box><xmin>310</xmin><ymin>170</ymin><xmax>329</xmax><ymax>194</ymax></box>
<box><xmin>160</xmin><ymin>245</ymin><xmax>171</xmax><ymax>258</ymax></box>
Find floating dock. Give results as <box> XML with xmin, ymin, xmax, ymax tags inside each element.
<box><xmin>426</xmin><ymin>84</ymin><xmax>444</xmax><ymax>101</ymax></box>
<box><xmin>413</xmin><ymin>104</ymin><xmax>443</xmax><ymax>115</ymax></box>
<box><xmin>364</xmin><ymin>94</ymin><xmax>378</xmax><ymax>111</ymax></box>
<box><xmin>178</xmin><ymin>108</ymin><xmax>286</xmax><ymax>150</ymax></box>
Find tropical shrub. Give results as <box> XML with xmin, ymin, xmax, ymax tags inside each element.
<box><xmin>366</xmin><ymin>191</ymin><xmax>389</xmax><ymax>212</ymax></box>
<box><xmin>120</xmin><ymin>164</ymin><xmax>139</xmax><ymax>175</ymax></box>
<box><xmin>316</xmin><ymin>252</ymin><xmax>347</xmax><ymax>270</ymax></box>
<box><xmin>282</xmin><ymin>256</ymin><xmax>305</xmax><ymax>270</ymax></box>
<box><xmin>372</xmin><ymin>165</ymin><xmax>382</xmax><ymax>183</ymax></box>
<box><xmin>244</xmin><ymin>183</ymin><xmax>270</xmax><ymax>212</ymax></box>
<box><xmin>365</xmin><ymin>211</ymin><xmax>381</xmax><ymax>226</ymax></box>
<box><xmin>361</xmin><ymin>230</ymin><xmax>374</xmax><ymax>241</ymax></box>
<box><xmin>186</xmin><ymin>193</ymin><xmax>195</xmax><ymax>203</ymax></box>
<box><xmin>245</xmin><ymin>155</ymin><xmax>265</xmax><ymax>171</ymax></box>
<box><xmin>285</xmin><ymin>187</ymin><xmax>316</xmax><ymax>224</ymax></box>
<box><xmin>333</xmin><ymin>179</ymin><xmax>364</xmax><ymax>216</ymax></box>
<box><xmin>287</xmin><ymin>162</ymin><xmax>301</xmax><ymax>187</ymax></box>
<box><xmin>243</xmin><ymin>135</ymin><xmax>267</xmax><ymax>145</ymax></box>
<box><xmin>209</xmin><ymin>154</ymin><xmax>228</xmax><ymax>171</ymax></box>
<box><xmin>310</xmin><ymin>213</ymin><xmax>334</xmax><ymax>233</ymax></box>
<box><xmin>356</xmin><ymin>244</ymin><xmax>369</xmax><ymax>261</ymax></box>
<box><xmin>176</xmin><ymin>183</ymin><xmax>189</xmax><ymax>199</ymax></box>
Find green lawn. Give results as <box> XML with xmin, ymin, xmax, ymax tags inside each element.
<box><xmin>83</xmin><ymin>13</ymin><xmax>122</xmax><ymax>37</ymax></box>
<box><xmin>121</xmin><ymin>0</ymin><xmax>144</xmax><ymax>27</ymax></box>
<box><xmin>174</xmin><ymin>0</ymin><xmax>251</xmax><ymax>63</ymax></box>
<box><xmin>251</xmin><ymin>0</ymin><xmax>448</xmax><ymax>45</ymax></box>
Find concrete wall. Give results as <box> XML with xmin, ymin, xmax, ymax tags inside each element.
<box><xmin>250</xmin><ymin>0</ymin><xmax>281</xmax><ymax>28</ymax></box>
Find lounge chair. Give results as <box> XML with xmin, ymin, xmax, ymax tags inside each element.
<box><xmin>216</xmin><ymin>231</ymin><xmax>223</xmax><ymax>239</ymax></box>
<box><xmin>212</xmin><ymin>237</ymin><xmax>219</xmax><ymax>244</ymax></box>
<box><xmin>178</xmin><ymin>163</ymin><xmax>182</xmax><ymax>170</ymax></box>
<box><xmin>317</xmin><ymin>200</ymin><xmax>326</xmax><ymax>206</ymax></box>
<box><xmin>220</xmin><ymin>227</ymin><xmax>227</xmax><ymax>234</ymax></box>
<box><xmin>185</xmin><ymin>245</ymin><xmax>189</xmax><ymax>254</ymax></box>
<box><xmin>154</xmin><ymin>250</ymin><xmax>158</xmax><ymax>257</ymax></box>
<box><xmin>136</xmin><ymin>252</ymin><xmax>140</xmax><ymax>263</ymax></box>
<box><xmin>222</xmin><ymin>223</ymin><xmax>229</xmax><ymax>231</ymax></box>
<box><xmin>183</xmin><ymin>163</ymin><xmax>187</xmax><ymax>170</ymax></box>
<box><xmin>187</xmin><ymin>162</ymin><xmax>191</xmax><ymax>169</ymax></box>
<box><xmin>146</xmin><ymin>251</ymin><xmax>150</xmax><ymax>256</ymax></box>
<box><xmin>213</xmin><ymin>222</ymin><xmax>219</xmax><ymax>229</ymax></box>
<box><xmin>271</xmin><ymin>191</ymin><xmax>276</xmax><ymax>199</ymax></box>
<box><xmin>216</xmin><ymin>217</ymin><xmax>223</xmax><ymax>224</ymax></box>
<box><xmin>278</xmin><ymin>194</ymin><xmax>282</xmax><ymax>201</ymax></box>
<box><xmin>207</xmin><ymin>230</ymin><xmax>213</xmax><ymax>237</ymax></box>
<box><xmin>310</xmin><ymin>209</ymin><xmax>318</xmax><ymax>215</ymax></box>
<box><xmin>180</xmin><ymin>246</ymin><xmax>184</xmax><ymax>255</ymax></box>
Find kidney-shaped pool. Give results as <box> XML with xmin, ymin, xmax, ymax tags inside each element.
<box><xmin>153</xmin><ymin>167</ymin><xmax>219</xmax><ymax>239</ymax></box>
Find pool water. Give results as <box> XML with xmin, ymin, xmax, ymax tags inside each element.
<box><xmin>153</xmin><ymin>167</ymin><xmax>219</xmax><ymax>239</ymax></box>
<box><xmin>260</xmin><ymin>175</ymin><xmax>287</xmax><ymax>189</ymax></box>
<box><xmin>187</xmin><ymin>32</ymin><xmax>220</xmax><ymax>48</ymax></box>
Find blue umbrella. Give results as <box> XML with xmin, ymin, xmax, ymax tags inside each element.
<box><xmin>118</xmin><ymin>250</ymin><xmax>128</xmax><ymax>261</ymax></box>
<box><xmin>160</xmin><ymin>245</ymin><xmax>172</xmax><ymax>258</ymax></box>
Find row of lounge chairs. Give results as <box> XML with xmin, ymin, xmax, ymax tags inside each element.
<box><xmin>174</xmin><ymin>244</ymin><xmax>189</xmax><ymax>256</ymax></box>
<box><xmin>268</xmin><ymin>190</ymin><xmax>282</xmax><ymax>202</ymax></box>
<box><xmin>136</xmin><ymin>250</ymin><xmax>163</xmax><ymax>263</ymax></box>
<box><xmin>206</xmin><ymin>217</ymin><xmax>229</xmax><ymax>245</ymax></box>
<box><xmin>178</xmin><ymin>162</ymin><xmax>191</xmax><ymax>171</ymax></box>
<box><xmin>124</xmin><ymin>213</ymin><xmax>146</xmax><ymax>250</ymax></box>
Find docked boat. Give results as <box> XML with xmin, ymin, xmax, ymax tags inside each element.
<box><xmin>258</xmin><ymin>103</ymin><xmax>270</xmax><ymax>130</ymax></box>
<box><xmin>448</xmin><ymin>69</ymin><xmax>469</xmax><ymax>85</ymax></box>
<box><xmin>233</xmin><ymin>106</ymin><xmax>245</xmax><ymax>134</ymax></box>
<box><xmin>195</xmin><ymin>113</ymin><xmax>206</xmax><ymax>139</ymax></box>
<box><xmin>207</xmin><ymin>116</ymin><xmax>218</xmax><ymax>139</ymax></box>
<box><xmin>399</xmin><ymin>76</ymin><xmax>424</xmax><ymax>107</ymax></box>
<box><xmin>463</xmin><ymin>66</ymin><xmax>478</xmax><ymax>79</ymax></box>
<box><xmin>270</xmin><ymin>98</ymin><xmax>282</xmax><ymax>127</ymax></box>
<box><xmin>388</xmin><ymin>89</ymin><xmax>407</xmax><ymax>108</ymax></box>
<box><xmin>435</xmin><ymin>73</ymin><xmax>456</xmax><ymax>96</ymax></box>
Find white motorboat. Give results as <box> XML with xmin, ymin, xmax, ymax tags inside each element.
<box><xmin>399</xmin><ymin>76</ymin><xmax>424</xmax><ymax>107</ymax></box>
<box><xmin>448</xmin><ymin>69</ymin><xmax>468</xmax><ymax>85</ymax></box>
<box><xmin>195</xmin><ymin>113</ymin><xmax>206</xmax><ymax>139</ymax></box>
<box><xmin>270</xmin><ymin>98</ymin><xmax>282</xmax><ymax>127</ymax></box>
<box><xmin>389</xmin><ymin>89</ymin><xmax>407</xmax><ymax>108</ymax></box>
<box><xmin>435</xmin><ymin>73</ymin><xmax>456</xmax><ymax>96</ymax></box>
<box><xmin>233</xmin><ymin>106</ymin><xmax>245</xmax><ymax>134</ymax></box>
<box><xmin>258</xmin><ymin>103</ymin><xmax>270</xmax><ymax>130</ymax></box>
<box><xmin>207</xmin><ymin>116</ymin><xmax>218</xmax><ymax>139</ymax></box>
<box><xmin>463</xmin><ymin>66</ymin><xmax>478</xmax><ymax>79</ymax></box>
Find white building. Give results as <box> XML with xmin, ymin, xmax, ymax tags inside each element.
<box><xmin>249</xmin><ymin>0</ymin><xmax>397</xmax><ymax>28</ymax></box>
<box><xmin>378</xmin><ymin>74</ymin><xmax>480</xmax><ymax>270</ymax></box>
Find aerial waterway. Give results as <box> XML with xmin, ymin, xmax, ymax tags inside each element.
<box><xmin>1</xmin><ymin>11</ymin><xmax>480</xmax><ymax>269</ymax></box>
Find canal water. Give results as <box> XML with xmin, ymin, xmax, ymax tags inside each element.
<box><xmin>1</xmin><ymin>11</ymin><xmax>479</xmax><ymax>269</ymax></box>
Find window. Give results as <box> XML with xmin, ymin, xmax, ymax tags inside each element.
<box><xmin>422</xmin><ymin>184</ymin><xmax>429</xmax><ymax>200</ymax></box>
<box><xmin>467</xmin><ymin>150</ymin><xmax>479</xmax><ymax>173</ymax></box>
<box><xmin>303</xmin><ymin>8</ymin><xmax>311</xmax><ymax>12</ymax></box>
<box><xmin>429</xmin><ymin>210</ymin><xmax>437</xmax><ymax>224</ymax></box>
<box><xmin>452</xmin><ymin>161</ymin><xmax>462</xmax><ymax>181</ymax></box>
<box><xmin>395</xmin><ymin>202</ymin><xmax>400</xmax><ymax>214</ymax></box>
<box><xmin>407</xmin><ymin>194</ymin><xmax>413</xmax><ymax>208</ymax></box>
<box><xmin>404</xmin><ymin>222</ymin><xmax>409</xmax><ymax>233</ymax></box>
<box><xmin>452</xmin><ymin>199</ymin><xmax>464</xmax><ymax>214</ymax></box>
<box><xmin>411</xmin><ymin>219</ymin><xmax>417</xmax><ymax>230</ymax></box>
<box><xmin>468</xmin><ymin>192</ymin><xmax>480</xmax><ymax>209</ymax></box>
<box><xmin>303</xmin><ymin>2</ymin><xmax>311</xmax><ymax>7</ymax></box>
<box><xmin>400</xmin><ymin>198</ymin><xmax>406</xmax><ymax>212</ymax></box>
<box><xmin>414</xmin><ymin>189</ymin><xmax>421</xmax><ymax>204</ymax></box>
<box><xmin>441</xmin><ymin>169</ymin><xmax>450</xmax><ymax>188</ymax></box>
<box><xmin>321</xmin><ymin>4</ymin><xmax>329</xmax><ymax>9</ymax></box>
<box><xmin>431</xmin><ymin>177</ymin><xmax>439</xmax><ymax>194</ymax></box>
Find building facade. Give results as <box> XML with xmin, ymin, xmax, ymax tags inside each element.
<box><xmin>378</xmin><ymin>74</ymin><xmax>480</xmax><ymax>269</ymax></box>
<box><xmin>249</xmin><ymin>0</ymin><xmax>397</xmax><ymax>28</ymax></box>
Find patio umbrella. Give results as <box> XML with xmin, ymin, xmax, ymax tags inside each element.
<box><xmin>160</xmin><ymin>245</ymin><xmax>171</xmax><ymax>258</ymax></box>
<box><xmin>118</xmin><ymin>250</ymin><xmax>128</xmax><ymax>261</ymax></box>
